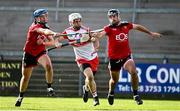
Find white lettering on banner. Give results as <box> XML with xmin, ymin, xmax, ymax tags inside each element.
<box><xmin>146</xmin><ymin>65</ymin><xmax>157</xmax><ymax>83</ymax></box>
<box><xmin>136</xmin><ymin>67</ymin><xmax>142</xmax><ymax>82</ymax></box>
<box><xmin>146</xmin><ymin>65</ymin><xmax>180</xmax><ymax>84</ymax></box>
<box><xmin>119</xmin><ymin>68</ymin><xmax>142</xmax><ymax>83</ymax></box>
<box><xmin>118</xmin><ymin>85</ymin><xmax>180</xmax><ymax>93</ymax></box>
<box><xmin>118</xmin><ymin>85</ymin><xmax>131</xmax><ymax>92</ymax></box>
<box><xmin>169</xmin><ymin>68</ymin><xmax>180</xmax><ymax>84</ymax></box>
<box><xmin>157</xmin><ymin>68</ymin><xmax>169</xmax><ymax>83</ymax></box>
<box><xmin>118</xmin><ymin>65</ymin><xmax>180</xmax><ymax>84</ymax></box>
<box><xmin>119</xmin><ymin>69</ymin><xmax>131</xmax><ymax>82</ymax></box>
<box><xmin>116</xmin><ymin>64</ymin><xmax>180</xmax><ymax>93</ymax></box>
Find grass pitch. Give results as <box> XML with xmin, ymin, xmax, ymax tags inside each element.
<box><xmin>0</xmin><ymin>96</ymin><xmax>180</xmax><ymax>111</ymax></box>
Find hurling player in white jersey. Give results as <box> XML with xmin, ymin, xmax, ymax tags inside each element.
<box><xmin>58</xmin><ymin>13</ymin><xmax>100</xmax><ymax>106</ymax></box>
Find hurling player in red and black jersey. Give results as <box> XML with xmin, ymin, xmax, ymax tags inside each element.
<box><xmin>94</xmin><ymin>9</ymin><xmax>161</xmax><ymax>105</ymax></box>
<box><xmin>15</xmin><ymin>9</ymin><xmax>60</xmax><ymax>107</ymax></box>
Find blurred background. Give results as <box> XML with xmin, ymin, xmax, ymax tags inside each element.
<box><xmin>0</xmin><ymin>0</ymin><xmax>179</xmax><ymax>99</ymax></box>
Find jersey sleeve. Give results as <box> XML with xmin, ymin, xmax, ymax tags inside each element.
<box><xmin>103</xmin><ymin>25</ymin><xmax>110</xmax><ymax>35</ymax></box>
<box><xmin>62</xmin><ymin>31</ymin><xmax>68</xmax><ymax>39</ymax></box>
<box><xmin>31</xmin><ymin>24</ymin><xmax>42</xmax><ymax>33</ymax></box>
<box><xmin>127</xmin><ymin>22</ymin><xmax>133</xmax><ymax>30</ymax></box>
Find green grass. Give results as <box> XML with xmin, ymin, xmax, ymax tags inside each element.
<box><xmin>0</xmin><ymin>96</ymin><xmax>180</xmax><ymax>111</ymax></box>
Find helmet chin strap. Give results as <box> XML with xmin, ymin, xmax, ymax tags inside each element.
<box><xmin>35</xmin><ymin>20</ymin><xmax>49</xmax><ymax>29</ymax></box>
<box><xmin>73</xmin><ymin>26</ymin><xmax>81</xmax><ymax>31</ymax></box>
<box><xmin>109</xmin><ymin>20</ymin><xmax>120</xmax><ymax>26</ymax></box>
<box><xmin>112</xmin><ymin>21</ymin><xmax>120</xmax><ymax>26</ymax></box>
<box><xmin>37</xmin><ymin>21</ymin><xmax>47</xmax><ymax>24</ymax></box>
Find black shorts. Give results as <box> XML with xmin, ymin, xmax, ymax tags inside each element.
<box><xmin>22</xmin><ymin>51</ymin><xmax>46</xmax><ymax>67</ymax></box>
<box><xmin>108</xmin><ymin>55</ymin><xmax>131</xmax><ymax>71</ymax></box>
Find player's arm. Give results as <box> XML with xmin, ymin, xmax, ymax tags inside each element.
<box><xmin>90</xmin><ymin>36</ymin><xmax>100</xmax><ymax>56</ymax></box>
<box><xmin>37</xmin><ymin>35</ymin><xmax>61</xmax><ymax>47</ymax></box>
<box><xmin>43</xmin><ymin>36</ymin><xmax>56</xmax><ymax>46</ymax></box>
<box><xmin>35</xmin><ymin>27</ymin><xmax>65</xmax><ymax>47</ymax></box>
<box><xmin>132</xmin><ymin>24</ymin><xmax>161</xmax><ymax>38</ymax></box>
<box><xmin>36</xmin><ymin>28</ymin><xmax>57</xmax><ymax>36</ymax></box>
<box><xmin>90</xmin><ymin>30</ymin><xmax>106</xmax><ymax>41</ymax></box>
<box><xmin>93</xmin><ymin>38</ymin><xmax>100</xmax><ymax>52</ymax></box>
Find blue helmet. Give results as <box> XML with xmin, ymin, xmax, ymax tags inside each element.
<box><xmin>33</xmin><ymin>8</ymin><xmax>48</xmax><ymax>18</ymax></box>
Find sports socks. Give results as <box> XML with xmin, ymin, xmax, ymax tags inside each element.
<box><xmin>92</xmin><ymin>92</ymin><xmax>97</xmax><ymax>98</ymax></box>
<box><xmin>47</xmin><ymin>83</ymin><xmax>52</xmax><ymax>88</ymax></box>
<box><xmin>133</xmin><ymin>89</ymin><xmax>138</xmax><ymax>95</ymax></box>
<box><xmin>19</xmin><ymin>92</ymin><xmax>24</xmax><ymax>97</ymax></box>
<box><xmin>109</xmin><ymin>90</ymin><xmax>114</xmax><ymax>95</ymax></box>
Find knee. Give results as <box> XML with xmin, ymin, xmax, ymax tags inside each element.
<box><xmin>110</xmin><ymin>78</ymin><xmax>119</xmax><ymax>84</ymax></box>
<box><xmin>45</xmin><ymin>64</ymin><xmax>52</xmax><ymax>72</ymax></box>
<box><xmin>111</xmin><ymin>72</ymin><xmax>119</xmax><ymax>83</ymax></box>
<box><xmin>129</xmin><ymin>70</ymin><xmax>138</xmax><ymax>76</ymax></box>
<box><xmin>86</xmin><ymin>74</ymin><xmax>94</xmax><ymax>82</ymax></box>
<box><xmin>22</xmin><ymin>75</ymin><xmax>30</xmax><ymax>81</ymax></box>
<box><xmin>110</xmin><ymin>79</ymin><xmax>115</xmax><ymax>84</ymax></box>
<box><xmin>110</xmin><ymin>78</ymin><xmax>118</xmax><ymax>86</ymax></box>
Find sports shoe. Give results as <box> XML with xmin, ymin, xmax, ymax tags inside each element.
<box><xmin>134</xmin><ymin>95</ymin><xmax>143</xmax><ymax>105</ymax></box>
<box><xmin>82</xmin><ymin>85</ymin><xmax>88</xmax><ymax>102</ymax></box>
<box><xmin>47</xmin><ymin>87</ymin><xmax>55</xmax><ymax>96</ymax></box>
<box><xmin>15</xmin><ymin>97</ymin><xmax>23</xmax><ymax>107</ymax></box>
<box><xmin>107</xmin><ymin>93</ymin><xmax>114</xmax><ymax>105</ymax></box>
<box><xmin>93</xmin><ymin>96</ymin><xmax>100</xmax><ymax>106</ymax></box>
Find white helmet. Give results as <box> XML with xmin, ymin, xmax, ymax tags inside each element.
<box><xmin>68</xmin><ymin>13</ymin><xmax>82</xmax><ymax>22</ymax></box>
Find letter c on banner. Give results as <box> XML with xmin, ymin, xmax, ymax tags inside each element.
<box><xmin>146</xmin><ymin>65</ymin><xmax>157</xmax><ymax>83</ymax></box>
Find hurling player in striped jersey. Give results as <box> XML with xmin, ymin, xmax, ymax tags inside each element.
<box><xmin>57</xmin><ymin>13</ymin><xmax>100</xmax><ymax>106</ymax></box>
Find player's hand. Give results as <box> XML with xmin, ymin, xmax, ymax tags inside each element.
<box><xmin>90</xmin><ymin>32</ymin><xmax>98</xmax><ymax>38</ymax></box>
<box><xmin>90</xmin><ymin>37</ymin><xmax>96</xmax><ymax>42</ymax></box>
<box><xmin>89</xmin><ymin>32</ymin><xmax>99</xmax><ymax>42</ymax></box>
<box><xmin>54</xmin><ymin>39</ymin><xmax>62</xmax><ymax>48</ymax></box>
<box><xmin>150</xmin><ymin>32</ymin><xmax>162</xmax><ymax>38</ymax></box>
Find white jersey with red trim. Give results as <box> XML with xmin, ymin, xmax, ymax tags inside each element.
<box><xmin>64</xmin><ymin>26</ymin><xmax>97</xmax><ymax>61</ymax></box>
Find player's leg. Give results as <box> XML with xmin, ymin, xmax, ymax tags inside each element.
<box><xmin>82</xmin><ymin>80</ymin><xmax>89</xmax><ymax>102</ymax></box>
<box><xmin>38</xmin><ymin>54</ymin><xmax>55</xmax><ymax>96</ymax></box>
<box><xmin>123</xmin><ymin>59</ymin><xmax>143</xmax><ymax>105</ymax></box>
<box><xmin>15</xmin><ymin>66</ymin><xmax>33</xmax><ymax>107</ymax></box>
<box><xmin>107</xmin><ymin>59</ymin><xmax>121</xmax><ymax>105</ymax></box>
<box><xmin>107</xmin><ymin>70</ymin><xmax>120</xmax><ymax>105</ymax></box>
<box><xmin>83</xmin><ymin>66</ymin><xmax>99</xmax><ymax>106</ymax></box>
<box><xmin>15</xmin><ymin>52</ymin><xmax>37</xmax><ymax>107</ymax></box>
<box><xmin>79</xmin><ymin>57</ymin><xmax>99</xmax><ymax>106</ymax></box>
<box><xmin>82</xmin><ymin>65</ymin><xmax>89</xmax><ymax>103</ymax></box>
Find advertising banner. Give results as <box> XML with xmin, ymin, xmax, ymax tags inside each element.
<box><xmin>115</xmin><ymin>63</ymin><xmax>180</xmax><ymax>94</ymax></box>
<box><xmin>0</xmin><ymin>60</ymin><xmax>21</xmax><ymax>95</ymax></box>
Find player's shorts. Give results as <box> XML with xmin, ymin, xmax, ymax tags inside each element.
<box><xmin>77</xmin><ymin>56</ymin><xmax>99</xmax><ymax>73</ymax></box>
<box><xmin>108</xmin><ymin>55</ymin><xmax>131</xmax><ymax>71</ymax></box>
<box><xmin>22</xmin><ymin>51</ymin><xmax>46</xmax><ymax>67</ymax></box>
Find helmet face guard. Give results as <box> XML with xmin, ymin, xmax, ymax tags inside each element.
<box><xmin>107</xmin><ymin>9</ymin><xmax>120</xmax><ymax>26</ymax></box>
<box><xmin>68</xmin><ymin>13</ymin><xmax>82</xmax><ymax>23</ymax></box>
<box><xmin>68</xmin><ymin>13</ymin><xmax>82</xmax><ymax>30</ymax></box>
<box><xmin>107</xmin><ymin>9</ymin><xmax>120</xmax><ymax>17</ymax></box>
